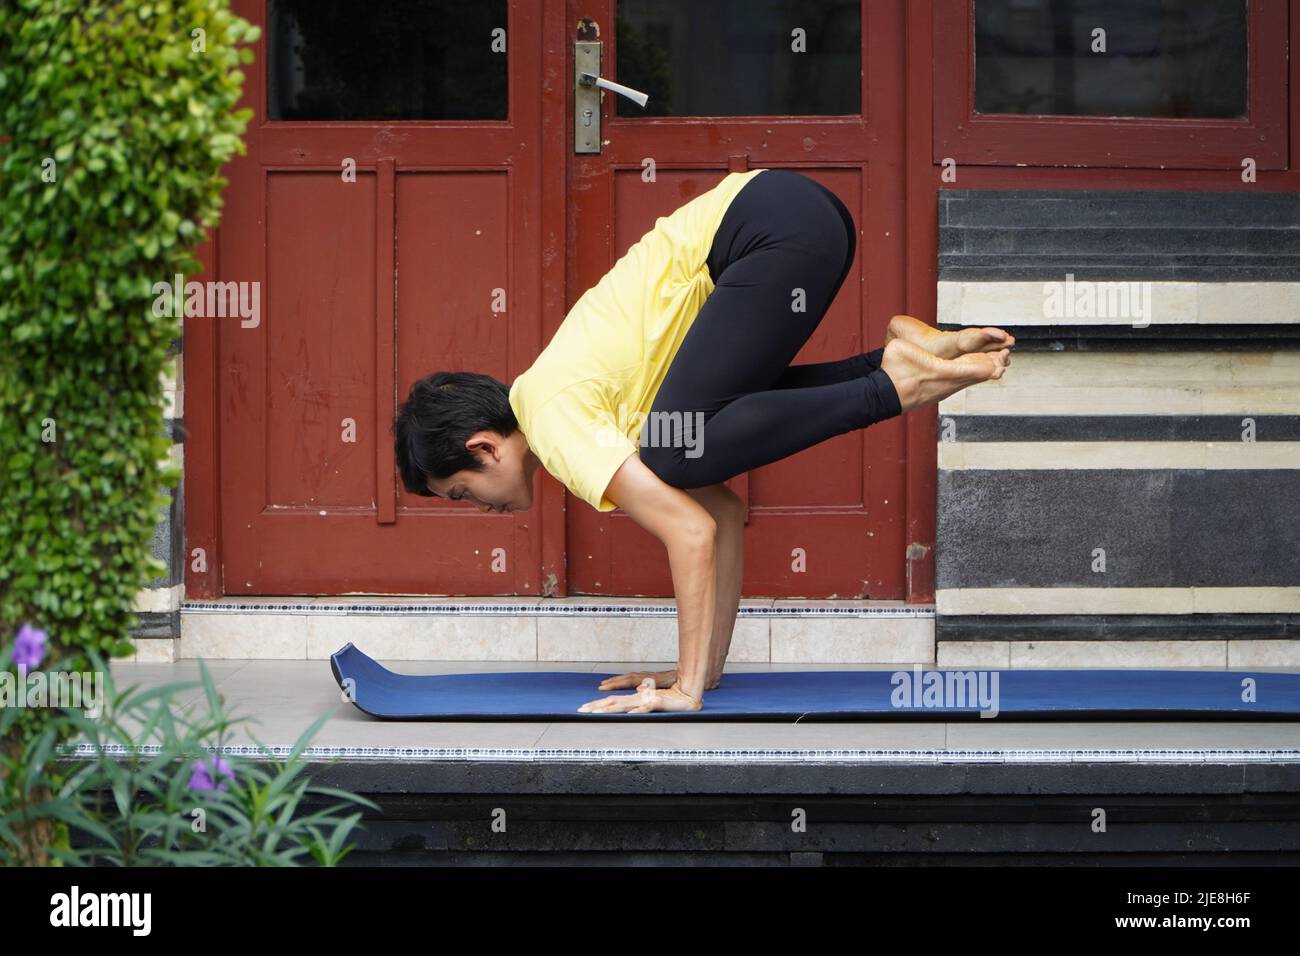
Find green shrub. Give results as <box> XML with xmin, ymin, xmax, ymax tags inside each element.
<box><xmin>0</xmin><ymin>0</ymin><xmax>260</xmax><ymax>861</ymax></box>
<box><xmin>0</xmin><ymin>643</ymin><xmax>379</xmax><ymax>866</ymax></box>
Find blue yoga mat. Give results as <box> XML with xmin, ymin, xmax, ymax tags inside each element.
<box><xmin>330</xmin><ymin>643</ymin><xmax>1300</xmax><ymax>721</ymax></box>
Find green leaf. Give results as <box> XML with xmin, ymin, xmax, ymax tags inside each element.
<box><xmin>0</xmin><ymin>0</ymin><xmax>349</xmax><ymax>871</ymax></box>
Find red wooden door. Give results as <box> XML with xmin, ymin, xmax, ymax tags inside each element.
<box><xmin>207</xmin><ymin>0</ymin><xmax>909</xmax><ymax>599</ymax></box>
<box><xmin>218</xmin><ymin>0</ymin><xmax>554</xmax><ymax>595</ymax></box>
<box><xmin>566</xmin><ymin>0</ymin><xmax>908</xmax><ymax>598</ymax></box>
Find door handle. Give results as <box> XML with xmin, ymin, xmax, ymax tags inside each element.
<box><xmin>578</xmin><ymin>71</ymin><xmax>649</xmax><ymax>109</ymax></box>
<box><xmin>575</xmin><ymin>20</ymin><xmax>649</xmax><ymax>154</ymax></box>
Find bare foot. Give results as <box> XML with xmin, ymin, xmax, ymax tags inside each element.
<box><xmin>879</xmin><ymin>338</ymin><xmax>1009</xmax><ymax>413</ymax></box>
<box><xmin>885</xmin><ymin>314</ymin><xmax>1015</xmax><ymax>360</ymax></box>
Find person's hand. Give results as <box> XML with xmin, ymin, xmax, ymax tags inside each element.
<box><xmin>597</xmin><ymin>670</ymin><xmax>721</xmax><ymax>692</ymax></box>
<box><xmin>597</xmin><ymin>669</ymin><xmax>679</xmax><ymax>692</ymax></box>
<box><xmin>578</xmin><ymin>678</ymin><xmax>703</xmax><ymax>714</ymax></box>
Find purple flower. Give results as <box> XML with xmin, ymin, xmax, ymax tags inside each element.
<box><xmin>13</xmin><ymin>623</ymin><xmax>47</xmax><ymax>674</ymax></box>
<box><xmin>188</xmin><ymin>755</ymin><xmax>234</xmax><ymax>792</ymax></box>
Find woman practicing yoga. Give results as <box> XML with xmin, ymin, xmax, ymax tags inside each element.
<box><xmin>393</xmin><ymin>168</ymin><xmax>1013</xmax><ymax>714</ymax></box>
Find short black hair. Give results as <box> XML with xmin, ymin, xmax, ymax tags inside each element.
<box><xmin>393</xmin><ymin>371</ymin><xmax>517</xmax><ymax>496</ymax></box>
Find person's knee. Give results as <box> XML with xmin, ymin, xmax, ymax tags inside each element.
<box><xmin>640</xmin><ymin>443</ymin><xmax>688</xmax><ymax>488</ymax></box>
<box><xmin>829</xmin><ymin>209</ymin><xmax>854</xmax><ymax>280</ymax></box>
<box><xmin>642</xmin><ymin>443</ymin><xmax>731</xmax><ymax>494</ymax></box>
<box><xmin>684</xmin><ymin>482</ymin><xmax>745</xmax><ymax>524</ymax></box>
<box><xmin>807</xmin><ymin>179</ymin><xmax>855</xmax><ymax>268</ymax></box>
<box><xmin>711</xmin><ymin>483</ymin><xmax>747</xmax><ymax>524</ymax></box>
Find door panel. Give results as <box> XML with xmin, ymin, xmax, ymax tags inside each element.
<box><xmin>394</xmin><ymin>172</ymin><xmax>513</xmax><ymax>512</ymax></box>
<box><xmin>265</xmin><ymin>173</ymin><xmax>375</xmax><ymax>508</ymax></box>
<box><xmin>567</xmin><ymin>0</ymin><xmax>908</xmax><ymax>598</ymax></box>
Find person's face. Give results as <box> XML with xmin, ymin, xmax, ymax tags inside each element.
<box><xmin>426</xmin><ymin>430</ymin><xmax>536</xmax><ymax>513</ymax></box>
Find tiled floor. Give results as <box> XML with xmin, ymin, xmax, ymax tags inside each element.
<box><xmin>93</xmin><ymin>658</ymin><xmax>1300</xmax><ymax>757</ymax></box>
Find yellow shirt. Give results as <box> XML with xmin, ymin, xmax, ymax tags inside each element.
<box><xmin>509</xmin><ymin>168</ymin><xmax>769</xmax><ymax>512</ymax></box>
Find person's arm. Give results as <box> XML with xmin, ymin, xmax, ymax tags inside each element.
<box><xmin>598</xmin><ymin>482</ymin><xmax>742</xmax><ymax>693</ymax></box>
<box><xmin>576</xmin><ymin>453</ymin><xmax>716</xmax><ymax>714</ymax></box>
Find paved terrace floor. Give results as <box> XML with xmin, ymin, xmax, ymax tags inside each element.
<box><xmin>63</xmin><ymin>658</ymin><xmax>1300</xmax><ymax>864</ymax></box>
<box><xmin>93</xmin><ymin>658</ymin><xmax>1300</xmax><ymax>759</ymax></box>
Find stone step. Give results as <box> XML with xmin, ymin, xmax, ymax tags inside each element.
<box><xmin>127</xmin><ymin>597</ymin><xmax>936</xmax><ymax>663</ymax></box>
<box><xmin>120</xmin><ymin>597</ymin><xmax>1300</xmax><ymax>668</ymax></box>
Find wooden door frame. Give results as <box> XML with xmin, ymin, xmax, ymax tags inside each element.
<box><xmin>933</xmin><ymin>0</ymin><xmax>1288</xmax><ymax>170</ymax></box>
<box><xmin>904</xmin><ymin>0</ymin><xmax>938</xmax><ymax>604</ymax></box>
<box><xmin>185</xmin><ymin>230</ymin><xmax>222</xmax><ymax>599</ymax></box>
<box><xmin>533</xmin><ymin>0</ymin><xmax>578</xmax><ymax>596</ymax></box>
<box><xmin>185</xmin><ymin>0</ymin><xmax>940</xmax><ymax>602</ymax></box>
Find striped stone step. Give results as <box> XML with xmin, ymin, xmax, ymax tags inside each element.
<box><xmin>120</xmin><ymin>598</ymin><xmax>1300</xmax><ymax>668</ymax></box>
<box><xmin>124</xmin><ymin>597</ymin><xmax>935</xmax><ymax>664</ymax></box>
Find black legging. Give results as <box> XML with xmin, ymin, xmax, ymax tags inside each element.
<box><xmin>639</xmin><ymin>169</ymin><xmax>902</xmax><ymax>489</ymax></box>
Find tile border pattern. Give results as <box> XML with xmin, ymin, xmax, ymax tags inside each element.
<box><xmin>179</xmin><ymin>600</ymin><xmax>936</xmax><ymax>618</ymax></box>
<box><xmin>58</xmin><ymin>742</ymin><xmax>1300</xmax><ymax>765</ymax></box>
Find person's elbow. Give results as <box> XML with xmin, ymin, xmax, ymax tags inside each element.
<box><xmin>603</xmin><ymin>454</ymin><xmax>719</xmax><ymax>548</ymax></box>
